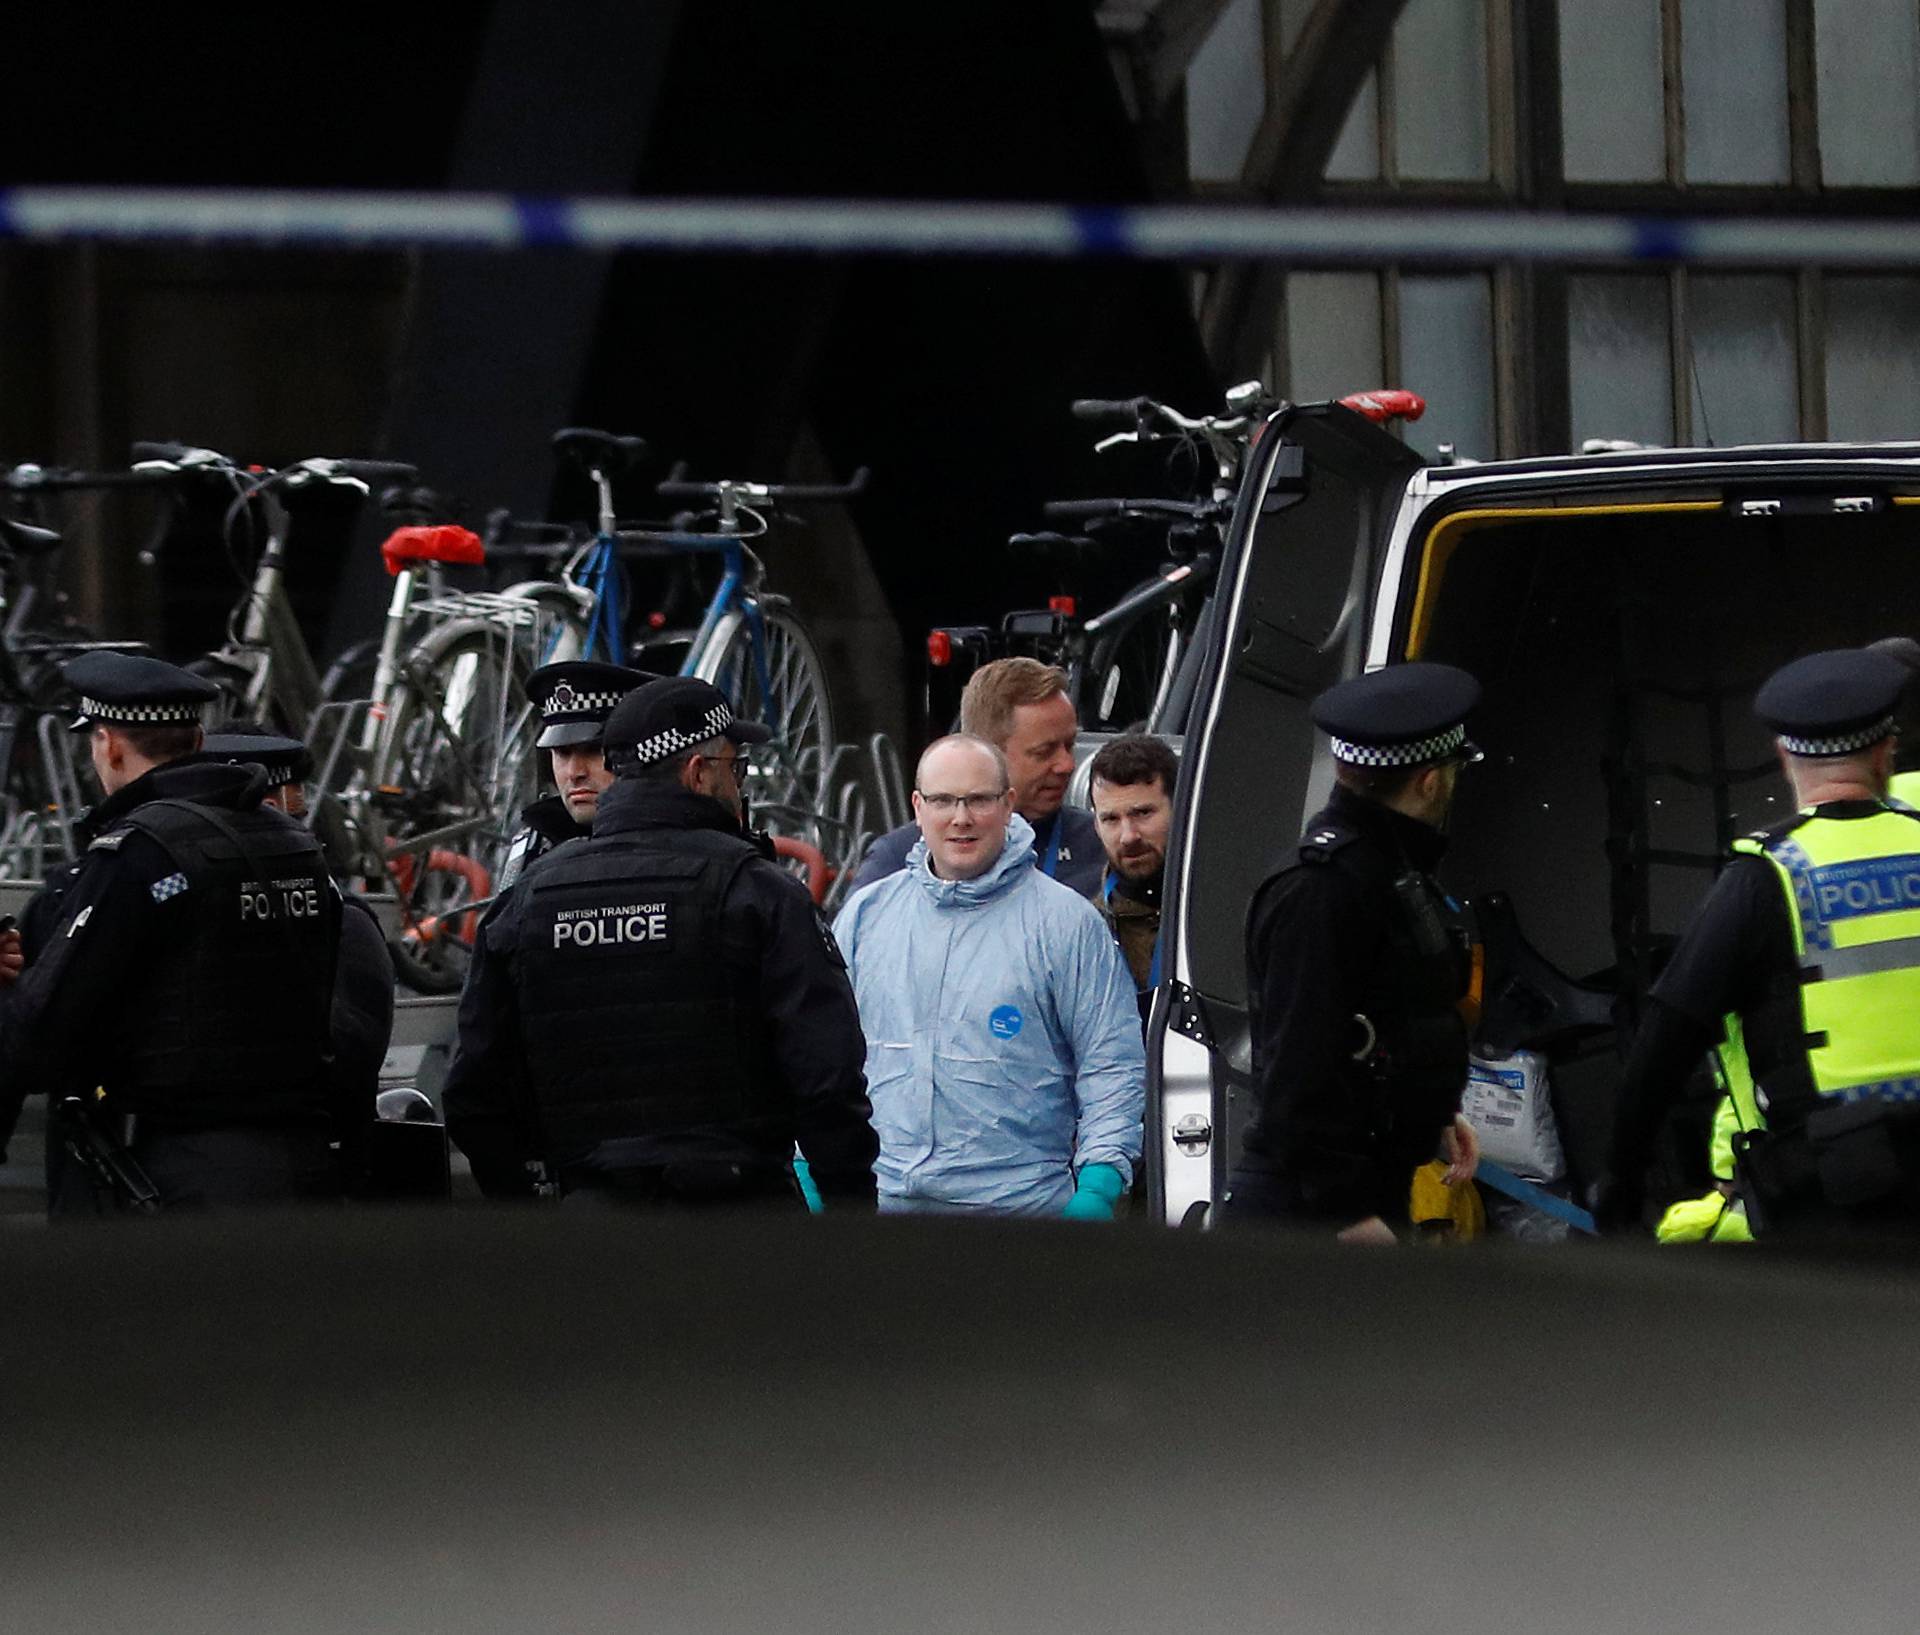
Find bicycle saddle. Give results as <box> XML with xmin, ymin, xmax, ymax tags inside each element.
<box><xmin>0</xmin><ymin>516</ymin><xmax>60</xmax><ymax>556</ymax></box>
<box><xmin>551</xmin><ymin>428</ymin><xmax>649</xmax><ymax>472</ymax></box>
<box><xmin>1007</xmin><ymin>531</ymin><xmax>1099</xmax><ymax>573</ymax></box>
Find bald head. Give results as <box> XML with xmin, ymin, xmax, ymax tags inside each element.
<box><xmin>913</xmin><ymin>735</ymin><xmax>1015</xmax><ymax>880</ymax></box>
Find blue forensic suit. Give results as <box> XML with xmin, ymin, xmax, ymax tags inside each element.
<box><xmin>832</xmin><ymin>814</ymin><xmax>1145</xmax><ymax>1215</ymax></box>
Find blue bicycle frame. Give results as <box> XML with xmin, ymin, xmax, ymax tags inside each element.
<box><xmin>546</xmin><ymin>529</ymin><xmax>776</xmax><ymax>705</ymax></box>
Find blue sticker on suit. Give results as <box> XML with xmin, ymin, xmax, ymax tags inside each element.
<box><xmin>989</xmin><ymin>1005</ymin><xmax>1023</xmax><ymax>1040</ymax></box>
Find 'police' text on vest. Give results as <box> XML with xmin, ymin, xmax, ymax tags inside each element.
<box><xmin>552</xmin><ymin>901</ymin><xmax>671</xmax><ymax>950</ymax></box>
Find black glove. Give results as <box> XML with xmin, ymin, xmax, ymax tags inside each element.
<box><xmin>1587</xmin><ymin>1172</ymin><xmax>1647</xmax><ymax>1236</ymax></box>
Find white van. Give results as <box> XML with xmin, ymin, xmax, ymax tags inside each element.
<box><xmin>1149</xmin><ymin>405</ymin><xmax>1920</xmax><ymax>1226</ymax></box>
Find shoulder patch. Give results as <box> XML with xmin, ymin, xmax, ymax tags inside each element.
<box><xmin>87</xmin><ymin>830</ymin><xmax>127</xmax><ymax>853</ymax></box>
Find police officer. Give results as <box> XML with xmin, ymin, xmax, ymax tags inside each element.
<box><xmin>497</xmin><ymin>661</ymin><xmax>654</xmax><ymax>892</ymax></box>
<box><xmin>442</xmin><ymin>675</ymin><xmax>878</xmax><ymax>1209</ymax></box>
<box><xmin>0</xmin><ymin>653</ymin><xmax>345</xmax><ymax>1212</ymax></box>
<box><xmin>1223</xmin><ymin>663</ymin><xmax>1483</xmax><ymax>1242</ymax></box>
<box><xmin>1599</xmin><ymin>648</ymin><xmax>1920</xmax><ymax>1239</ymax></box>
<box><xmin>201</xmin><ymin>721</ymin><xmax>400</xmax><ymax>1193</ymax></box>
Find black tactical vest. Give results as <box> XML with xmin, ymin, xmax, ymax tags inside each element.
<box><xmin>1292</xmin><ymin>814</ymin><xmax>1472</xmax><ymax>1168</ymax></box>
<box><xmin>514</xmin><ymin>826</ymin><xmax>779</xmax><ymax>1152</ymax></box>
<box><xmin>111</xmin><ymin>798</ymin><xmax>340</xmax><ymax>1124</ymax></box>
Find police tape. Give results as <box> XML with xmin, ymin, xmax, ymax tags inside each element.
<box><xmin>10</xmin><ymin>188</ymin><xmax>1920</xmax><ymax>267</ymax></box>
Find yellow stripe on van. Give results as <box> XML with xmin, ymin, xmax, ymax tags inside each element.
<box><xmin>1404</xmin><ymin>502</ymin><xmax>1722</xmax><ymax>658</ymax></box>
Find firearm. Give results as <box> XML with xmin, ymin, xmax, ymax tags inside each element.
<box><xmin>58</xmin><ymin>1094</ymin><xmax>161</xmax><ymax>1215</ymax></box>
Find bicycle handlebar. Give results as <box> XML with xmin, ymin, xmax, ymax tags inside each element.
<box><xmin>1070</xmin><ymin>397</ymin><xmax>1153</xmax><ymax>425</ymax></box>
<box><xmin>1081</xmin><ymin>551</ymin><xmax>1217</xmax><ymax>637</ymax></box>
<box><xmin>1041</xmin><ymin>496</ymin><xmax>1223</xmax><ymax>522</ymax></box>
<box><xmin>3</xmin><ymin>463</ymin><xmax>175</xmax><ymax>493</ymax></box>
<box><xmin>656</xmin><ymin>462</ymin><xmax>870</xmax><ymax>502</ymax></box>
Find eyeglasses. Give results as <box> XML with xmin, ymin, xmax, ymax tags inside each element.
<box><xmin>916</xmin><ymin>790</ymin><xmax>1008</xmax><ymax>816</ymax></box>
<box><xmin>709</xmin><ymin>750</ymin><xmax>751</xmax><ymax>779</ymax></box>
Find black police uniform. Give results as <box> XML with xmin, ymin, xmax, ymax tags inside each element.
<box><xmin>1224</xmin><ymin>664</ymin><xmax>1481</xmax><ymax>1231</ymax></box>
<box><xmin>442</xmin><ymin>677</ymin><xmax>878</xmax><ymax>1208</ymax></box>
<box><xmin>0</xmin><ymin>654</ymin><xmax>345</xmax><ymax>1212</ymax></box>
<box><xmin>201</xmin><ymin>724</ymin><xmax>397</xmax><ymax>1190</ymax></box>
<box><xmin>1602</xmin><ymin>648</ymin><xmax>1920</xmax><ymax>1237</ymax></box>
<box><xmin>496</xmin><ymin>662</ymin><xmax>653</xmax><ymax>893</ymax></box>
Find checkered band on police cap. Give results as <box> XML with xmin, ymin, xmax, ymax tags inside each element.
<box><xmin>1778</xmin><ymin>715</ymin><xmax>1896</xmax><ymax>758</ymax></box>
<box><xmin>541</xmin><ymin>682</ymin><xmax>625</xmax><ymax>720</ymax></box>
<box><xmin>80</xmin><ymin>696</ymin><xmax>201</xmax><ymax>725</ymax></box>
<box><xmin>1330</xmin><ymin>723</ymin><xmax>1468</xmax><ymax>768</ymax></box>
<box><xmin>618</xmin><ymin>700</ymin><xmax>736</xmax><ymax>768</ymax></box>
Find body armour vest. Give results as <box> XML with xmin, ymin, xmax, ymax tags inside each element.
<box><xmin>1733</xmin><ymin>804</ymin><xmax>1920</xmax><ymax>1118</ymax></box>
<box><xmin>1289</xmin><ymin>818</ymin><xmax>1472</xmax><ymax>1166</ymax></box>
<box><xmin>114</xmin><ymin>798</ymin><xmax>339</xmax><ymax>1123</ymax></box>
<box><xmin>514</xmin><ymin>827</ymin><xmax>779</xmax><ymax>1153</ymax></box>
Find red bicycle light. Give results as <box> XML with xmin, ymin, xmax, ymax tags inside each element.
<box><xmin>648</xmin><ymin>611</ymin><xmax>667</xmax><ymax>630</ymax></box>
<box><xmin>1049</xmin><ymin>596</ymin><xmax>1076</xmax><ymax>617</ymax></box>
<box><xmin>928</xmin><ymin>630</ymin><xmax>953</xmax><ymax>667</ymax></box>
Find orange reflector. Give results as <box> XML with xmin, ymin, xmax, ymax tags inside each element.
<box><xmin>928</xmin><ymin>631</ymin><xmax>953</xmax><ymax>667</ymax></box>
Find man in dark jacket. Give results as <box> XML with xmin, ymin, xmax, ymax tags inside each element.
<box><xmin>443</xmin><ymin>676</ymin><xmax>878</xmax><ymax>1210</ymax></box>
<box><xmin>0</xmin><ymin>654</ymin><xmax>345</xmax><ymax>1213</ymax></box>
<box><xmin>495</xmin><ymin>661</ymin><xmax>654</xmax><ymax>892</ymax></box>
<box><xmin>1224</xmin><ymin>663</ymin><xmax>1483</xmax><ymax>1242</ymax></box>
<box><xmin>200</xmin><ymin>722</ymin><xmax>398</xmax><ymax>1192</ymax></box>
<box><xmin>849</xmin><ymin>657</ymin><xmax>1102</xmax><ymax>899</ymax></box>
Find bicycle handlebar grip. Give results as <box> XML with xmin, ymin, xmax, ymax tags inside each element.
<box><xmin>772</xmin><ymin>467</ymin><xmax>870</xmax><ymax>502</ymax></box>
<box><xmin>1069</xmin><ymin>397</ymin><xmax>1152</xmax><ymax>424</ymax></box>
<box><xmin>1042</xmin><ymin>498</ymin><xmax>1129</xmax><ymax>521</ymax></box>
<box><xmin>129</xmin><ymin>440</ymin><xmax>211</xmax><ymax>465</ymax></box>
<box><xmin>333</xmin><ymin>459</ymin><xmax>419</xmax><ymax>483</ymax></box>
<box><xmin>1337</xmin><ymin>388</ymin><xmax>1427</xmax><ymax>424</ymax></box>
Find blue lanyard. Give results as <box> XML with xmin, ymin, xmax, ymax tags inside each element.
<box><xmin>1037</xmin><ymin>812</ymin><xmax>1063</xmax><ymax>879</ymax></box>
<box><xmin>1103</xmin><ymin>872</ymin><xmax>1162</xmax><ymax>989</ymax></box>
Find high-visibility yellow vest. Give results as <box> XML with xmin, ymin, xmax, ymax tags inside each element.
<box><xmin>1892</xmin><ymin>770</ymin><xmax>1920</xmax><ymax>809</ymax></box>
<box><xmin>1733</xmin><ymin>805</ymin><xmax>1920</xmax><ymax>1105</ymax></box>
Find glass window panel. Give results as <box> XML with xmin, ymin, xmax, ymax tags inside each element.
<box><xmin>1399</xmin><ymin>274</ymin><xmax>1497</xmax><ymax>459</ymax></box>
<box><xmin>1568</xmin><ymin>276</ymin><xmax>1674</xmax><ymax>449</ymax></box>
<box><xmin>1825</xmin><ymin>277</ymin><xmax>1920</xmax><ymax>442</ymax></box>
<box><xmin>1687</xmin><ymin>276</ymin><xmax>1799</xmax><ymax>447</ymax></box>
<box><xmin>1559</xmin><ymin>0</ymin><xmax>1666</xmax><ymax>181</ymax></box>
<box><xmin>1815</xmin><ymin>0</ymin><xmax>1920</xmax><ymax>187</ymax></box>
<box><xmin>1682</xmin><ymin>0</ymin><xmax>1790</xmax><ymax>184</ymax></box>
<box><xmin>1326</xmin><ymin>68</ymin><xmax>1382</xmax><ymax>180</ymax></box>
<box><xmin>1285</xmin><ymin>273</ymin><xmax>1384</xmax><ymax>405</ymax></box>
<box><xmin>1393</xmin><ymin>0</ymin><xmax>1490</xmax><ymax>180</ymax></box>
<box><xmin>1186</xmin><ymin>0</ymin><xmax>1267</xmax><ymax>184</ymax></box>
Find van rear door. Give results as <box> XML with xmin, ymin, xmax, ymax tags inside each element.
<box><xmin>1150</xmin><ymin>402</ymin><xmax>1422</xmax><ymax>1225</ymax></box>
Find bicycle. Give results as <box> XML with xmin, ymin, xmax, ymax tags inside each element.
<box><xmin>493</xmin><ymin>428</ymin><xmax>864</xmax><ymax>831</ymax></box>
<box><xmin>119</xmin><ymin>443</ymin><xmax>555</xmax><ymax>993</ymax></box>
<box><xmin>927</xmin><ymin>385</ymin><xmax>1427</xmax><ymax>739</ymax></box>
<box><xmin>0</xmin><ymin>462</ymin><xmax>184</xmax><ymax>875</ymax></box>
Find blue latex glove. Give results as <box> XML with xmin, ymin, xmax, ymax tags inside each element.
<box><xmin>1061</xmin><ymin>1162</ymin><xmax>1127</xmax><ymax>1221</ymax></box>
<box><xmin>794</xmin><ymin>1155</ymin><xmax>824</xmax><ymax>1215</ymax></box>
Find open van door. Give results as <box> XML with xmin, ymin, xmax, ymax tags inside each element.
<box><xmin>1149</xmin><ymin>402</ymin><xmax>1423</xmax><ymax>1226</ymax></box>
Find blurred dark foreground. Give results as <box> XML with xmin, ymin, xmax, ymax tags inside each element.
<box><xmin>2</xmin><ymin>1211</ymin><xmax>1912</xmax><ymax>1633</ymax></box>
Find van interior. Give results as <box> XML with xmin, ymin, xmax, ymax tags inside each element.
<box><xmin>1183</xmin><ymin>484</ymin><xmax>1920</xmax><ymax>1207</ymax></box>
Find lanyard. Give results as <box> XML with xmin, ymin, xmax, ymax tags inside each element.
<box><xmin>1037</xmin><ymin>812</ymin><xmax>1063</xmax><ymax>879</ymax></box>
<box><xmin>1104</xmin><ymin>872</ymin><xmax>1163</xmax><ymax>989</ymax></box>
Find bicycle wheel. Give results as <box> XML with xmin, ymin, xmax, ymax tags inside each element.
<box><xmin>372</xmin><ymin>619</ymin><xmax>541</xmax><ymax>991</ymax></box>
<box><xmin>693</xmin><ymin>597</ymin><xmax>836</xmax><ymax>824</ymax></box>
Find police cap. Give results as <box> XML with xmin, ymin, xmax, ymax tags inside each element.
<box><xmin>63</xmin><ymin>651</ymin><xmax>217</xmax><ymax>731</ymax></box>
<box><xmin>1755</xmin><ymin>648</ymin><xmax>1907</xmax><ymax>757</ymax></box>
<box><xmin>201</xmin><ymin>722</ymin><xmax>314</xmax><ymax>788</ymax></box>
<box><xmin>603</xmin><ymin>676</ymin><xmax>772</xmax><ymax>774</ymax></box>
<box><xmin>526</xmin><ymin>661</ymin><xmax>655</xmax><ymax>750</ymax></box>
<box><xmin>1311</xmin><ymin>662</ymin><xmax>1483</xmax><ymax>769</ymax></box>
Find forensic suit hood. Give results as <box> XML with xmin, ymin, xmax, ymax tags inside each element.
<box><xmin>831</xmin><ymin>813</ymin><xmax>1146</xmax><ymax>1214</ymax></box>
